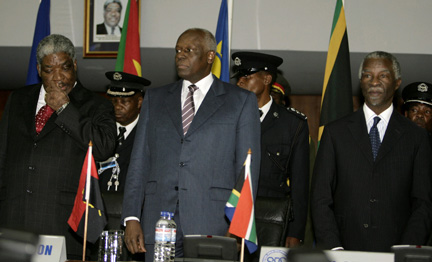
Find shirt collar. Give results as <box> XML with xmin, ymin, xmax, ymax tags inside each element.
<box><xmin>117</xmin><ymin>115</ymin><xmax>139</xmax><ymax>139</ymax></box>
<box><xmin>259</xmin><ymin>97</ymin><xmax>273</xmax><ymax>122</ymax></box>
<box><xmin>182</xmin><ymin>73</ymin><xmax>214</xmax><ymax>93</ymax></box>
<box><xmin>363</xmin><ymin>103</ymin><xmax>393</xmax><ymax>126</ymax></box>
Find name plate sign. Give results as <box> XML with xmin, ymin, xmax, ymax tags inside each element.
<box><xmin>32</xmin><ymin>235</ymin><xmax>66</xmax><ymax>262</ymax></box>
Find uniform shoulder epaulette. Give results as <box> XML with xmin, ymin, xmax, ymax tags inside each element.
<box><xmin>286</xmin><ymin>107</ymin><xmax>307</xmax><ymax>120</ymax></box>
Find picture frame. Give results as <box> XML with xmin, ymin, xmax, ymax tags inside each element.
<box><xmin>84</xmin><ymin>0</ymin><xmax>140</xmax><ymax>58</ymax></box>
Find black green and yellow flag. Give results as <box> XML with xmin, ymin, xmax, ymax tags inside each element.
<box><xmin>319</xmin><ymin>0</ymin><xmax>353</xmax><ymax>143</ymax></box>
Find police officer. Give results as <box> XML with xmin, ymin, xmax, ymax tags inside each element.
<box><xmin>402</xmin><ymin>82</ymin><xmax>432</xmax><ymax>134</ymax></box>
<box><xmin>100</xmin><ymin>71</ymin><xmax>151</xmax><ymax>194</ymax></box>
<box><xmin>232</xmin><ymin>52</ymin><xmax>310</xmax><ymax>248</ymax></box>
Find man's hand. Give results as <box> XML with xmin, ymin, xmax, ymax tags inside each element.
<box><xmin>285</xmin><ymin>237</ymin><xmax>301</xmax><ymax>248</ymax></box>
<box><xmin>44</xmin><ymin>84</ymin><xmax>70</xmax><ymax>111</ymax></box>
<box><xmin>125</xmin><ymin>220</ymin><xmax>146</xmax><ymax>254</ymax></box>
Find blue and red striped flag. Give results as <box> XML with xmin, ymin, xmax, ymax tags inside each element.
<box><xmin>26</xmin><ymin>0</ymin><xmax>50</xmax><ymax>85</ymax></box>
<box><xmin>225</xmin><ymin>149</ymin><xmax>258</xmax><ymax>253</ymax></box>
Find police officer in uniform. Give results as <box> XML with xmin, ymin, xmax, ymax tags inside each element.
<box><xmin>402</xmin><ymin>82</ymin><xmax>432</xmax><ymax>134</ymax></box>
<box><xmin>232</xmin><ymin>52</ymin><xmax>310</xmax><ymax>248</ymax></box>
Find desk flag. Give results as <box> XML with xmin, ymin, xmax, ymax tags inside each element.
<box><xmin>115</xmin><ymin>0</ymin><xmax>141</xmax><ymax>76</ymax></box>
<box><xmin>225</xmin><ymin>149</ymin><xmax>258</xmax><ymax>253</ymax></box>
<box><xmin>68</xmin><ymin>143</ymin><xmax>107</xmax><ymax>243</ymax></box>
<box><xmin>26</xmin><ymin>0</ymin><xmax>50</xmax><ymax>85</ymax></box>
<box><xmin>318</xmin><ymin>0</ymin><xmax>352</xmax><ymax>144</ymax></box>
<box><xmin>211</xmin><ymin>0</ymin><xmax>230</xmax><ymax>83</ymax></box>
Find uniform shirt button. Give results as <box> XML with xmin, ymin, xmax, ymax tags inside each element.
<box><xmin>363</xmin><ymin>224</ymin><xmax>369</xmax><ymax>228</ymax></box>
<box><xmin>26</xmin><ymin>189</ymin><xmax>33</xmax><ymax>194</ymax></box>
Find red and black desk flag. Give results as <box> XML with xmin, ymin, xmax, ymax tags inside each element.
<box><xmin>68</xmin><ymin>142</ymin><xmax>107</xmax><ymax>243</ymax></box>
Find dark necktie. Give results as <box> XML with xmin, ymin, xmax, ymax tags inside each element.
<box><xmin>35</xmin><ymin>104</ymin><xmax>54</xmax><ymax>135</ymax></box>
<box><xmin>117</xmin><ymin>126</ymin><xmax>126</xmax><ymax>147</ymax></box>
<box><xmin>369</xmin><ymin>116</ymin><xmax>381</xmax><ymax>160</ymax></box>
<box><xmin>182</xmin><ymin>84</ymin><xmax>198</xmax><ymax>135</ymax></box>
<box><xmin>111</xmin><ymin>27</ymin><xmax>115</xmax><ymax>35</ymax></box>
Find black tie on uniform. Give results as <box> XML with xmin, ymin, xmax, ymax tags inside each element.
<box><xmin>117</xmin><ymin>126</ymin><xmax>126</xmax><ymax>147</ymax></box>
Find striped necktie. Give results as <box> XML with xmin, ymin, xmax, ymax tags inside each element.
<box><xmin>182</xmin><ymin>84</ymin><xmax>198</xmax><ymax>135</ymax></box>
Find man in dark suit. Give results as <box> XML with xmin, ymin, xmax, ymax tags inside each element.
<box><xmin>121</xmin><ymin>28</ymin><xmax>261</xmax><ymax>260</ymax></box>
<box><xmin>96</xmin><ymin>0</ymin><xmax>122</xmax><ymax>36</ymax></box>
<box><xmin>311</xmin><ymin>51</ymin><xmax>432</xmax><ymax>252</ymax></box>
<box><xmin>233</xmin><ymin>52</ymin><xmax>309</xmax><ymax>248</ymax></box>
<box><xmin>0</xmin><ymin>34</ymin><xmax>116</xmax><ymax>259</ymax></box>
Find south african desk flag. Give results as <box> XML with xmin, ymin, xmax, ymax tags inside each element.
<box><xmin>225</xmin><ymin>149</ymin><xmax>258</xmax><ymax>253</ymax></box>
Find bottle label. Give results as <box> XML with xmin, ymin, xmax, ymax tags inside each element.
<box><xmin>155</xmin><ymin>227</ymin><xmax>171</xmax><ymax>242</ymax></box>
<box><xmin>171</xmin><ymin>229</ymin><xmax>177</xmax><ymax>242</ymax></box>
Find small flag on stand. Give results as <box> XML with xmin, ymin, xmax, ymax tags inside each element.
<box><xmin>211</xmin><ymin>0</ymin><xmax>230</xmax><ymax>82</ymax></box>
<box><xmin>68</xmin><ymin>142</ymin><xmax>107</xmax><ymax>244</ymax></box>
<box><xmin>26</xmin><ymin>0</ymin><xmax>50</xmax><ymax>85</ymax></box>
<box><xmin>318</xmin><ymin>0</ymin><xmax>353</xmax><ymax>144</ymax></box>
<box><xmin>225</xmin><ymin>149</ymin><xmax>258</xmax><ymax>255</ymax></box>
<box><xmin>115</xmin><ymin>0</ymin><xmax>141</xmax><ymax>76</ymax></box>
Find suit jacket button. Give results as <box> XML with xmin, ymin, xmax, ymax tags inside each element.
<box><xmin>26</xmin><ymin>189</ymin><xmax>33</xmax><ymax>194</ymax></box>
<box><xmin>180</xmin><ymin>139</ymin><xmax>184</xmax><ymax>144</ymax></box>
<box><xmin>175</xmin><ymin>186</ymin><xmax>179</xmax><ymax>191</ymax></box>
<box><xmin>363</xmin><ymin>224</ymin><xmax>369</xmax><ymax>228</ymax></box>
<box><xmin>179</xmin><ymin>162</ymin><xmax>184</xmax><ymax>167</ymax></box>
<box><xmin>369</xmin><ymin>199</ymin><xmax>377</xmax><ymax>203</ymax></box>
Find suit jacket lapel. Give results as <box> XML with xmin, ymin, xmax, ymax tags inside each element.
<box><xmin>164</xmin><ymin>80</ymin><xmax>184</xmax><ymax>137</ymax></box>
<box><xmin>22</xmin><ymin>84</ymin><xmax>42</xmax><ymax>139</ymax></box>
<box><xmin>375</xmin><ymin>111</ymin><xmax>403</xmax><ymax>162</ymax></box>
<box><xmin>186</xmin><ymin>77</ymin><xmax>225</xmax><ymax>137</ymax></box>
<box><xmin>348</xmin><ymin>109</ymin><xmax>375</xmax><ymax>164</ymax></box>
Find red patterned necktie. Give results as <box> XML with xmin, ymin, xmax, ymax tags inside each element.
<box><xmin>35</xmin><ymin>104</ymin><xmax>54</xmax><ymax>135</ymax></box>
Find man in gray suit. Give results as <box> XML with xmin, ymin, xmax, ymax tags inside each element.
<box><xmin>311</xmin><ymin>51</ymin><xmax>432</xmax><ymax>252</ymax></box>
<box><xmin>121</xmin><ymin>28</ymin><xmax>261</xmax><ymax>260</ymax></box>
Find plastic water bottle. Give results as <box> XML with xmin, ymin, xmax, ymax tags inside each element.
<box><xmin>168</xmin><ymin>212</ymin><xmax>177</xmax><ymax>262</ymax></box>
<box><xmin>154</xmin><ymin>211</ymin><xmax>171</xmax><ymax>262</ymax></box>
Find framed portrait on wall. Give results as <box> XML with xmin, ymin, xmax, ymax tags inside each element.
<box><xmin>84</xmin><ymin>0</ymin><xmax>140</xmax><ymax>58</ymax></box>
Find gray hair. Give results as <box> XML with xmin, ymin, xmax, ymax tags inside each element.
<box><xmin>104</xmin><ymin>0</ymin><xmax>122</xmax><ymax>12</ymax></box>
<box><xmin>36</xmin><ymin>34</ymin><xmax>76</xmax><ymax>66</ymax></box>
<box><xmin>358</xmin><ymin>51</ymin><xmax>401</xmax><ymax>80</ymax></box>
<box><xmin>181</xmin><ymin>28</ymin><xmax>217</xmax><ymax>52</ymax></box>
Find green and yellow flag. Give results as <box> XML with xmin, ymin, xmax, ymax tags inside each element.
<box><xmin>115</xmin><ymin>0</ymin><xmax>141</xmax><ymax>76</ymax></box>
<box><xmin>319</xmin><ymin>0</ymin><xmax>353</xmax><ymax>143</ymax></box>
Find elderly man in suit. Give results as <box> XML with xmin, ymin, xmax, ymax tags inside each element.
<box><xmin>0</xmin><ymin>34</ymin><xmax>116</xmax><ymax>259</ymax></box>
<box><xmin>311</xmin><ymin>51</ymin><xmax>432</xmax><ymax>252</ymax></box>
<box><xmin>232</xmin><ymin>52</ymin><xmax>309</xmax><ymax>249</ymax></box>
<box><xmin>121</xmin><ymin>28</ymin><xmax>261</xmax><ymax>260</ymax></box>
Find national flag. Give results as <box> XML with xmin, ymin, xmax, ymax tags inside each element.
<box><xmin>319</xmin><ymin>0</ymin><xmax>353</xmax><ymax>143</ymax></box>
<box><xmin>68</xmin><ymin>143</ymin><xmax>107</xmax><ymax>243</ymax></box>
<box><xmin>211</xmin><ymin>0</ymin><xmax>230</xmax><ymax>83</ymax></box>
<box><xmin>115</xmin><ymin>0</ymin><xmax>141</xmax><ymax>76</ymax></box>
<box><xmin>26</xmin><ymin>0</ymin><xmax>50</xmax><ymax>85</ymax></box>
<box><xmin>225</xmin><ymin>150</ymin><xmax>258</xmax><ymax>253</ymax></box>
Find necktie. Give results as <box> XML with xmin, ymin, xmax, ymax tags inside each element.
<box><xmin>117</xmin><ymin>126</ymin><xmax>126</xmax><ymax>147</ymax></box>
<box><xmin>182</xmin><ymin>84</ymin><xmax>198</xmax><ymax>135</ymax></box>
<box><xmin>111</xmin><ymin>27</ymin><xmax>115</xmax><ymax>35</ymax></box>
<box><xmin>35</xmin><ymin>105</ymin><xmax>54</xmax><ymax>135</ymax></box>
<box><xmin>369</xmin><ymin>116</ymin><xmax>381</xmax><ymax>160</ymax></box>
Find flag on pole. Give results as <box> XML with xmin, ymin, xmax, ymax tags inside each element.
<box><xmin>318</xmin><ymin>0</ymin><xmax>352</xmax><ymax>143</ymax></box>
<box><xmin>115</xmin><ymin>0</ymin><xmax>141</xmax><ymax>76</ymax></box>
<box><xmin>211</xmin><ymin>0</ymin><xmax>230</xmax><ymax>83</ymax></box>
<box><xmin>26</xmin><ymin>0</ymin><xmax>50</xmax><ymax>85</ymax></box>
<box><xmin>225</xmin><ymin>149</ymin><xmax>258</xmax><ymax>253</ymax></box>
<box><xmin>68</xmin><ymin>143</ymin><xmax>107</xmax><ymax>243</ymax></box>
